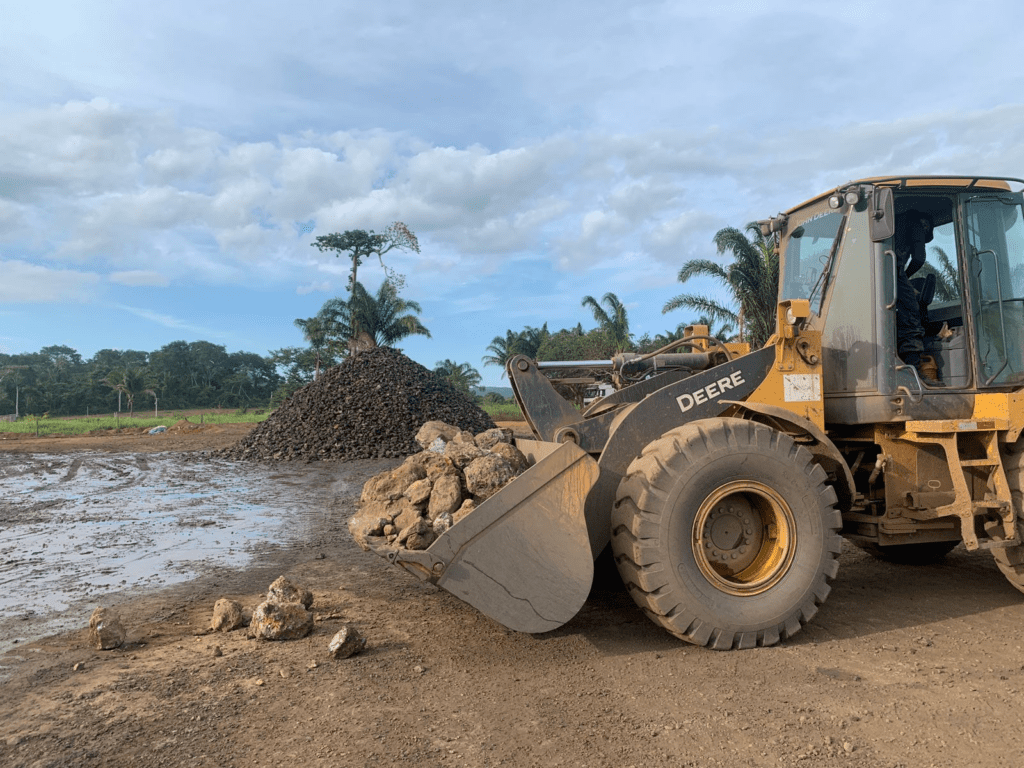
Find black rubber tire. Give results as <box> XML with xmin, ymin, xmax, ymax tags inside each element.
<box><xmin>993</xmin><ymin>438</ymin><xmax>1024</xmax><ymax>593</ymax></box>
<box><xmin>853</xmin><ymin>540</ymin><xmax>959</xmax><ymax>565</ymax></box>
<box><xmin>611</xmin><ymin>418</ymin><xmax>842</xmax><ymax>650</ymax></box>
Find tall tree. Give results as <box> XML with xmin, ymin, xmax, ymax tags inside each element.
<box><xmin>581</xmin><ymin>293</ymin><xmax>632</xmax><ymax>352</ymax></box>
<box><xmin>433</xmin><ymin>360</ymin><xmax>482</xmax><ymax>397</ymax></box>
<box><xmin>311</xmin><ymin>222</ymin><xmax>419</xmax><ymax>291</ymax></box>
<box><xmin>663</xmin><ymin>223</ymin><xmax>779</xmax><ymax>349</ymax></box>
<box><xmin>316</xmin><ymin>281</ymin><xmax>430</xmax><ymax>352</ymax></box>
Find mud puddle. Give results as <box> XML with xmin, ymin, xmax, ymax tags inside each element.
<box><xmin>0</xmin><ymin>452</ymin><xmax>380</xmax><ymax>654</ymax></box>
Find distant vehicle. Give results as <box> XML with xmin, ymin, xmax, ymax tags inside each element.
<box><xmin>582</xmin><ymin>383</ymin><xmax>614</xmax><ymax>406</ymax></box>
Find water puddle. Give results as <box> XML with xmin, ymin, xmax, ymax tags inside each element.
<box><xmin>0</xmin><ymin>452</ymin><xmax>361</xmax><ymax>653</ymax></box>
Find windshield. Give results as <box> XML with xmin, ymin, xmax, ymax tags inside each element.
<box><xmin>780</xmin><ymin>209</ymin><xmax>844</xmax><ymax>311</ymax></box>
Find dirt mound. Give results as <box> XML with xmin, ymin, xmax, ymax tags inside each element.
<box><xmin>219</xmin><ymin>347</ymin><xmax>495</xmax><ymax>462</ymax></box>
<box><xmin>168</xmin><ymin>419</ymin><xmax>203</xmax><ymax>433</ymax></box>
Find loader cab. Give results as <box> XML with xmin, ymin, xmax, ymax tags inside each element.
<box><xmin>775</xmin><ymin>176</ymin><xmax>1024</xmax><ymax>425</ymax></box>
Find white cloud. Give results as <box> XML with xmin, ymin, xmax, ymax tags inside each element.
<box><xmin>0</xmin><ymin>260</ymin><xmax>101</xmax><ymax>302</ymax></box>
<box><xmin>108</xmin><ymin>270</ymin><xmax>170</xmax><ymax>287</ymax></box>
<box><xmin>116</xmin><ymin>305</ymin><xmax>223</xmax><ymax>337</ymax></box>
<box><xmin>295</xmin><ymin>280</ymin><xmax>332</xmax><ymax>296</ymax></box>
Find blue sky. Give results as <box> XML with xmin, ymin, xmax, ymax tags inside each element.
<box><xmin>3</xmin><ymin>1</ymin><xmax>1024</xmax><ymax>387</ymax></box>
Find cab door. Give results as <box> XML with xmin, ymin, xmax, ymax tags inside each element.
<box><xmin>963</xmin><ymin>194</ymin><xmax>1024</xmax><ymax>386</ymax></box>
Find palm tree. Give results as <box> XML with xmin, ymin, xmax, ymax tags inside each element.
<box><xmin>482</xmin><ymin>325</ymin><xmax>548</xmax><ymax>375</ymax></box>
<box><xmin>433</xmin><ymin>360</ymin><xmax>482</xmax><ymax>397</ymax></box>
<box><xmin>317</xmin><ymin>281</ymin><xmax>430</xmax><ymax>354</ymax></box>
<box><xmin>663</xmin><ymin>223</ymin><xmax>779</xmax><ymax>349</ymax></box>
<box><xmin>651</xmin><ymin>315</ymin><xmax>737</xmax><ymax>350</ymax></box>
<box><xmin>581</xmin><ymin>292</ymin><xmax>632</xmax><ymax>352</ymax></box>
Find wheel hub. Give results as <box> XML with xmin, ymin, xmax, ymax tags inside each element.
<box><xmin>703</xmin><ymin>498</ymin><xmax>765</xmax><ymax>573</ymax></box>
<box><xmin>693</xmin><ymin>481</ymin><xmax>796</xmax><ymax>596</ymax></box>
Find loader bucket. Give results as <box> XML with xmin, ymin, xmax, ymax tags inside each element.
<box><xmin>369</xmin><ymin>440</ymin><xmax>600</xmax><ymax>634</ymax></box>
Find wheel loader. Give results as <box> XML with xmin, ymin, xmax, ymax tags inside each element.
<box><xmin>363</xmin><ymin>175</ymin><xmax>1024</xmax><ymax>649</ymax></box>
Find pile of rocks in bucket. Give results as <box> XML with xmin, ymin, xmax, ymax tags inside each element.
<box><xmin>348</xmin><ymin>420</ymin><xmax>529</xmax><ymax>552</ymax></box>
<box><xmin>211</xmin><ymin>576</ymin><xmax>364</xmax><ymax>659</ymax></box>
<box><xmin>218</xmin><ymin>346</ymin><xmax>495</xmax><ymax>462</ymax></box>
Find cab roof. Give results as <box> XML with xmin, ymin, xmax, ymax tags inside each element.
<box><xmin>784</xmin><ymin>175</ymin><xmax>1024</xmax><ymax>216</ymax></box>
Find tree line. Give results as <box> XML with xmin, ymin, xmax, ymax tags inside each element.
<box><xmin>0</xmin><ymin>342</ymin><xmax>280</xmax><ymax>418</ymax></box>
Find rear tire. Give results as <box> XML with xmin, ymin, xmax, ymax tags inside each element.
<box><xmin>611</xmin><ymin>418</ymin><xmax>842</xmax><ymax>649</ymax></box>
<box><xmin>992</xmin><ymin>438</ymin><xmax>1024</xmax><ymax>593</ymax></box>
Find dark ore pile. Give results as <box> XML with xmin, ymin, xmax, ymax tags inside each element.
<box><xmin>218</xmin><ymin>347</ymin><xmax>496</xmax><ymax>461</ymax></box>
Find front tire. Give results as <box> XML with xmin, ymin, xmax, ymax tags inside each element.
<box><xmin>611</xmin><ymin>418</ymin><xmax>842</xmax><ymax>649</ymax></box>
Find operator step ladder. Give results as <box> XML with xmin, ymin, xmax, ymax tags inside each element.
<box><xmin>900</xmin><ymin>419</ymin><xmax>1018</xmax><ymax>551</ymax></box>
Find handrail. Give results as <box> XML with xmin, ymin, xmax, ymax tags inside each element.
<box><xmin>976</xmin><ymin>249</ymin><xmax>1011</xmax><ymax>385</ymax></box>
<box><xmin>884</xmin><ymin>250</ymin><xmax>898</xmax><ymax>310</ymax></box>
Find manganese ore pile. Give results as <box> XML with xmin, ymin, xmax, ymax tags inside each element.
<box><xmin>219</xmin><ymin>347</ymin><xmax>496</xmax><ymax>461</ymax></box>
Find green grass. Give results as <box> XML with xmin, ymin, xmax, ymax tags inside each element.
<box><xmin>480</xmin><ymin>402</ymin><xmax>524</xmax><ymax>421</ymax></box>
<box><xmin>0</xmin><ymin>410</ymin><xmax>272</xmax><ymax>436</ymax></box>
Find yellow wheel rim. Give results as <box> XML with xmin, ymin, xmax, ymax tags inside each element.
<box><xmin>692</xmin><ymin>481</ymin><xmax>796</xmax><ymax>595</ymax></box>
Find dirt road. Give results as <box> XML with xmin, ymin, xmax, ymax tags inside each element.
<box><xmin>2</xmin><ymin>426</ymin><xmax>1024</xmax><ymax>767</ymax></box>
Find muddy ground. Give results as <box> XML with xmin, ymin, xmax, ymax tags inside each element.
<box><xmin>2</xmin><ymin>424</ymin><xmax>1024</xmax><ymax>767</ymax></box>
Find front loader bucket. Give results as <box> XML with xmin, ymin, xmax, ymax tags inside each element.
<box><xmin>368</xmin><ymin>441</ymin><xmax>600</xmax><ymax>634</ymax></box>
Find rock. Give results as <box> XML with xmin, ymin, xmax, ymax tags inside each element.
<box><xmin>453</xmin><ymin>499</ymin><xmax>477</xmax><ymax>524</ymax></box>
<box><xmin>490</xmin><ymin>441</ymin><xmax>529</xmax><ymax>474</ymax></box>
<box><xmin>361</xmin><ymin>462</ymin><xmax>427</xmax><ymax>503</ymax></box>
<box><xmin>88</xmin><ymin>607</ymin><xmax>126</xmax><ymax>650</ymax></box>
<box><xmin>347</xmin><ymin>502</ymin><xmax>391</xmax><ymax>549</ymax></box>
<box><xmin>250</xmin><ymin>601</ymin><xmax>314</xmax><ymax>640</ymax></box>
<box><xmin>397</xmin><ymin>519</ymin><xmax>435</xmax><ymax>550</ymax></box>
<box><xmin>404</xmin><ymin>477</ymin><xmax>433</xmax><ymax>506</ymax></box>
<box><xmin>405</xmin><ymin>451</ymin><xmax>458</xmax><ymax>481</ymax></box>
<box><xmin>267</xmin><ymin>576</ymin><xmax>314</xmax><ymax>609</ymax></box>
<box><xmin>444</xmin><ymin>440</ymin><xmax>488</xmax><ymax>469</ymax></box>
<box><xmin>464</xmin><ymin>454</ymin><xmax>515</xmax><ymax>501</ymax></box>
<box><xmin>433</xmin><ymin>512</ymin><xmax>454</xmax><ymax>535</ymax></box>
<box><xmin>415</xmin><ymin>421</ymin><xmax>461</xmax><ymax>449</ymax></box>
<box><xmin>328</xmin><ymin>625</ymin><xmax>366</xmax><ymax>659</ymax></box>
<box><xmin>475</xmin><ymin>428</ymin><xmax>513</xmax><ymax>450</ymax></box>
<box><xmin>427</xmin><ymin>473</ymin><xmax>463</xmax><ymax>520</ymax></box>
<box><xmin>211</xmin><ymin>598</ymin><xmax>245</xmax><ymax>632</ymax></box>
<box><xmin>391</xmin><ymin>498</ymin><xmax>424</xmax><ymax>532</ymax></box>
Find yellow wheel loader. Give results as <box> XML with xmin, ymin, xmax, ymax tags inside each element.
<box><xmin>365</xmin><ymin>175</ymin><xmax>1024</xmax><ymax>649</ymax></box>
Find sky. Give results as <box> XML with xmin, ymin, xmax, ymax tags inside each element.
<box><xmin>3</xmin><ymin>1</ymin><xmax>1024</xmax><ymax>387</ymax></box>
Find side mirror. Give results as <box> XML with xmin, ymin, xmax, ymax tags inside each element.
<box><xmin>757</xmin><ymin>216</ymin><xmax>788</xmax><ymax>238</ymax></box>
<box><xmin>869</xmin><ymin>187</ymin><xmax>895</xmax><ymax>242</ymax></box>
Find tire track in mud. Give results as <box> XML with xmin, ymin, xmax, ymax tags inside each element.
<box><xmin>61</xmin><ymin>458</ymin><xmax>83</xmax><ymax>482</ymax></box>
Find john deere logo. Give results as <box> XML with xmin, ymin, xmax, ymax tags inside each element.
<box><xmin>676</xmin><ymin>371</ymin><xmax>746</xmax><ymax>413</ymax></box>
